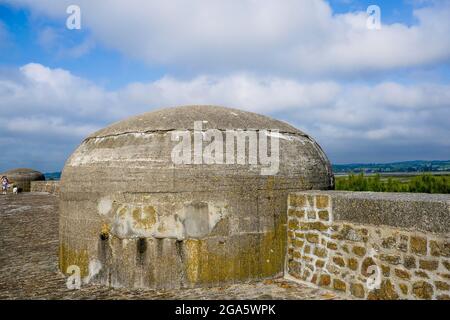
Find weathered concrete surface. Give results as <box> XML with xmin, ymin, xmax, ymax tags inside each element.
<box><xmin>0</xmin><ymin>193</ymin><xmax>339</xmax><ymax>300</ymax></box>
<box><xmin>1</xmin><ymin>168</ymin><xmax>45</xmax><ymax>192</ymax></box>
<box><xmin>60</xmin><ymin>105</ymin><xmax>334</xmax><ymax>289</ymax></box>
<box><xmin>298</xmin><ymin>191</ymin><xmax>450</xmax><ymax>233</ymax></box>
<box><xmin>30</xmin><ymin>181</ymin><xmax>60</xmax><ymax>195</ymax></box>
<box><xmin>90</xmin><ymin>105</ymin><xmax>306</xmax><ymax>137</ymax></box>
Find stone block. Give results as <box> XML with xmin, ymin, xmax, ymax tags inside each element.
<box><xmin>333</xmin><ymin>279</ymin><xmax>346</xmax><ymax>292</ymax></box>
<box><xmin>367</xmin><ymin>279</ymin><xmax>399</xmax><ymax>300</ymax></box>
<box><xmin>301</xmin><ymin>222</ymin><xmax>329</xmax><ymax>232</ymax></box>
<box><xmin>430</xmin><ymin>240</ymin><xmax>450</xmax><ymax>257</ymax></box>
<box><xmin>318</xmin><ymin>274</ymin><xmax>331</xmax><ymax>287</ymax></box>
<box><xmin>442</xmin><ymin>260</ymin><xmax>450</xmax><ymax>271</ymax></box>
<box><xmin>381</xmin><ymin>236</ymin><xmax>396</xmax><ymax>249</ymax></box>
<box><xmin>318</xmin><ymin>210</ymin><xmax>330</xmax><ymax>221</ymax></box>
<box><xmin>394</xmin><ymin>268</ymin><xmax>411</xmax><ymax>280</ymax></box>
<box><xmin>352</xmin><ymin>246</ymin><xmax>366</xmax><ymax>257</ymax></box>
<box><xmin>379</xmin><ymin>254</ymin><xmax>401</xmax><ymax>265</ymax></box>
<box><xmin>315</xmin><ymin>195</ymin><xmax>329</xmax><ymax>209</ymax></box>
<box><xmin>290</xmin><ymin>194</ymin><xmax>307</xmax><ymax>208</ymax></box>
<box><xmin>333</xmin><ymin>256</ymin><xmax>346</xmax><ymax>268</ymax></box>
<box><xmin>347</xmin><ymin>258</ymin><xmax>358</xmax><ymax>271</ymax></box>
<box><xmin>315</xmin><ymin>259</ymin><xmax>325</xmax><ymax>268</ymax></box>
<box><xmin>293</xmin><ymin>239</ymin><xmax>304</xmax><ymax>248</ymax></box>
<box><xmin>350</xmin><ymin>283</ymin><xmax>365</xmax><ymax>298</ymax></box>
<box><xmin>314</xmin><ymin>247</ymin><xmax>328</xmax><ymax>258</ymax></box>
<box><xmin>412</xmin><ymin>281</ymin><xmax>434</xmax><ymax>299</ymax></box>
<box><xmin>381</xmin><ymin>264</ymin><xmax>390</xmax><ymax>277</ymax></box>
<box><xmin>414</xmin><ymin>270</ymin><xmax>429</xmax><ymax>279</ymax></box>
<box><xmin>410</xmin><ymin>236</ymin><xmax>427</xmax><ymax>255</ymax></box>
<box><xmin>403</xmin><ymin>255</ymin><xmax>417</xmax><ymax>269</ymax></box>
<box><xmin>434</xmin><ymin>281</ymin><xmax>450</xmax><ymax>291</ymax></box>
<box><xmin>398</xmin><ymin>283</ymin><xmax>408</xmax><ymax>295</ymax></box>
<box><xmin>288</xmin><ymin>219</ymin><xmax>299</xmax><ymax>231</ymax></box>
<box><xmin>306</xmin><ymin>210</ymin><xmax>316</xmax><ymax>220</ymax></box>
<box><xmin>326</xmin><ymin>242</ymin><xmax>338</xmax><ymax>250</ymax></box>
<box><xmin>305</xmin><ymin>233</ymin><xmax>319</xmax><ymax>244</ymax></box>
<box><xmin>419</xmin><ymin>259</ymin><xmax>439</xmax><ymax>271</ymax></box>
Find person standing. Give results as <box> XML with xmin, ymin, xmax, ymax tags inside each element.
<box><xmin>2</xmin><ymin>176</ymin><xmax>9</xmax><ymax>195</ymax></box>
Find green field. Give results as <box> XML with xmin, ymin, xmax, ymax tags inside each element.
<box><xmin>335</xmin><ymin>173</ymin><xmax>450</xmax><ymax>194</ymax></box>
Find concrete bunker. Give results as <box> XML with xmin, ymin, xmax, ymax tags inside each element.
<box><xmin>1</xmin><ymin>168</ymin><xmax>45</xmax><ymax>192</ymax></box>
<box><xmin>59</xmin><ymin>105</ymin><xmax>334</xmax><ymax>289</ymax></box>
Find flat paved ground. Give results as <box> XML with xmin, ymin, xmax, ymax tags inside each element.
<box><xmin>0</xmin><ymin>193</ymin><xmax>339</xmax><ymax>300</ymax></box>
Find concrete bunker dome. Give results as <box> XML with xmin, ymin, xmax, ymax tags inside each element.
<box><xmin>59</xmin><ymin>105</ymin><xmax>334</xmax><ymax>289</ymax></box>
<box><xmin>1</xmin><ymin>168</ymin><xmax>45</xmax><ymax>192</ymax></box>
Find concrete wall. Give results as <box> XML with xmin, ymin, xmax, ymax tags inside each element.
<box><xmin>286</xmin><ymin>191</ymin><xmax>450</xmax><ymax>300</ymax></box>
<box><xmin>30</xmin><ymin>181</ymin><xmax>60</xmax><ymax>195</ymax></box>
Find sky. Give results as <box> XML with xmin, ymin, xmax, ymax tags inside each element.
<box><xmin>0</xmin><ymin>0</ymin><xmax>449</xmax><ymax>172</ymax></box>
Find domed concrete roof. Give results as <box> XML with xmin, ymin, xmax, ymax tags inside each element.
<box><xmin>1</xmin><ymin>168</ymin><xmax>45</xmax><ymax>192</ymax></box>
<box><xmin>88</xmin><ymin>105</ymin><xmax>305</xmax><ymax>139</ymax></box>
<box><xmin>2</xmin><ymin>168</ymin><xmax>45</xmax><ymax>181</ymax></box>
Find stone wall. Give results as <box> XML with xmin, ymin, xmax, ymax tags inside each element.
<box><xmin>30</xmin><ymin>181</ymin><xmax>60</xmax><ymax>195</ymax></box>
<box><xmin>286</xmin><ymin>191</ymin><xmax>450</xmax><ymax>300</ymax></box>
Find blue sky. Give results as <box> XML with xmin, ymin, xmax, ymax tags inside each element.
<box><xmin>0</xmin><ymin>0</ymin><xmax>449</xmax><ymax>172</ymax></box>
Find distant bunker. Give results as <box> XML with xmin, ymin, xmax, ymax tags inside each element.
<box><xmin>1</xmin><ymin>168</ymin><xmax>45</xmax><ymax>192</ymax></box>
<box><xmin>59</xmin><ymin>105</ymin><xmax>334</xmax><ymax>289</ymax></box>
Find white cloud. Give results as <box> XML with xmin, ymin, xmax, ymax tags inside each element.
<box><xmin>120</xmin><ymin>75</ymin><xmax>341</xmax><ymax>114</ymax></box>
<box><xmin>0</xmin><ymin>63</ymin><xmax>121</xmax><ymax>122</ymax></box>
<box><xmin>4</xmin><ymin>116</ymin><xmax>99</xmax><ymax>138</ymax></box>
<box><xmin>36</xmin><ymin>26</ymin><xmax>95</xmax><ymax>58</ymax></box>
<box><xmin>3</xmin><ymin>0</ymin><xmax>450</xmax><ymax>76</ymax></box>
<box><xmin>0</xmin><ymin>63</ymin><xmax>449</xmax><ymax>171</ymax></box>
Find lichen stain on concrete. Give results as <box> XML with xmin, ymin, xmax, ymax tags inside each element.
<box><xmin>59</xmin><ymin>243</ymin><xmax>90</xmax><ymax>277</ymax></box>
<box><xmin>107</xmin><ymin>200</ymin><xmax>229</xmax><ymax>241</ymax></box>
<box><xmin>100</xmin><ymin>218</ymin><xmax>285</xmax><ymax>289</ymax></box>
<box><xmin>100</xmin><ymin>223</ymin><xmax>110</xmax><ymax>240</ymax></box>
<box><xmin>132</xmin><ymin>206</ymin><xmax>157</xmax><ymax>230</ymax></box>
<box><xmin>182</xmin><ymin>215</ymin><xmax>286</xmax><ymax>286</ymax></box>
<box><xmin>110</xmin><ymin>203</ymin><xmax>160</xmax><ymax>239</ymax></box>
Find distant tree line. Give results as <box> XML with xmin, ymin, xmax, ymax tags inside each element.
<box><xmin>335</xmin><ymin>174</ymin><xmax>450</xmax><ymax>194</ymax></box>
<box><xmin>332</xmin><ymin>160</ymin><xmax>450</xmax><ymax>174</ymax></box>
